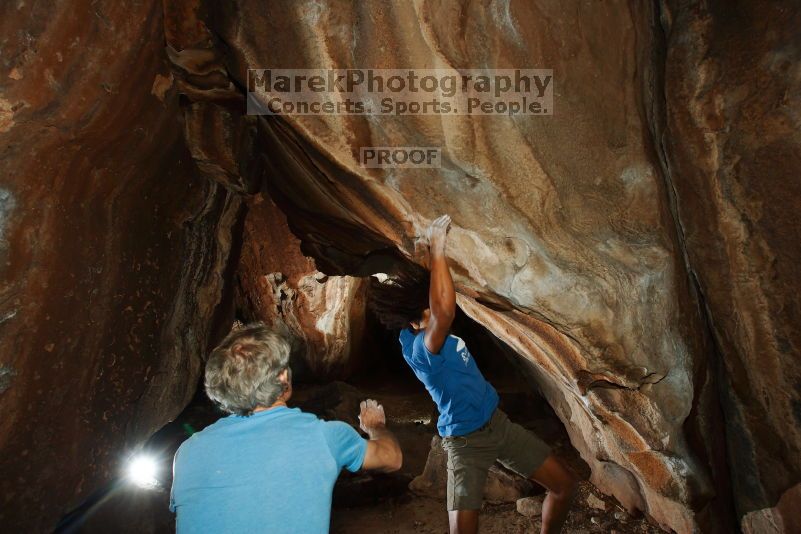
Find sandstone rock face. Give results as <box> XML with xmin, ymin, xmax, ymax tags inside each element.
<box><xmin>660</xmin><ymin>1</ymin><xmax>801</xmax><ymax>528</ymax></box>
<box><xmin>198</xmin><ymin>2</ymin><xmax>725</xmax><ymax>532</ymax></box>
<box><xmin>178</xmin><ymin>1</ymin><xmax>796</xmax><ymax>532</ymax></box>
<box><xmin>236</xmin><ymin>194</ymin><xmax>368</xmax><ymax>380</ymax></box>
<box><xmin>0</xmin><ymin>1</ymin><xmax>242</xmax><ymax>531</ymax></box>
<box><xmin>1</xmin><ymin>1</ymin><xmax>798</xmax><ymax>533</ymax></box>
<box><xmin>741</xmin><ymin>483</ymin><xmax>801</xmax><ymax>534</ymax></box>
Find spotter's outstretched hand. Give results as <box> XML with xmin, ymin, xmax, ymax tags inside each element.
<box><xmin>358</xmin><ymin>399</ymin><xmax>386</xmax><ymax>433</ymax></box>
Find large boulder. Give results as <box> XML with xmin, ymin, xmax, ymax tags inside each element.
<box><xmin>165</xmin><ymin>1</ymin><xmax>799</xmax><ymax>532</ymax></box>
<box><xmin>190</xmin><ymin>2</ymin><xmax>725</xmax><ymax>532</ymax></box>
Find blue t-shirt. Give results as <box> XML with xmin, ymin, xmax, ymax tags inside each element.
<box><xmin>170</xmin><ymin>406</ymin><xmax>367</xmax><ymax>534</ymax></box>
<box><xmin>399</xmin><ymin>328</ymin><xmax>499</xmax><ymax>437</ymax></box>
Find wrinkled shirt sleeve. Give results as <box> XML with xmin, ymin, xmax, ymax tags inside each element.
<box><xmin>322</xmin><ymin>420</ymin><xmax>368</xmax><ymax>472</ymax></box>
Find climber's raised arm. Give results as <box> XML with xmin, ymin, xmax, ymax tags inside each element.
<box><xmin>424</xmin><ymin>215</ymin><xmax>455</xmax><ymax>354</ymax></box>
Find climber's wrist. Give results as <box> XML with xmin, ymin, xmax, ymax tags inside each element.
<box><xmin>429</xmin><ymin>241</ymin><xmax>446</xmax><ymax>258</ymax></box>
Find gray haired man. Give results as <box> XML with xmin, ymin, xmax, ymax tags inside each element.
<box><xmin>170</xmin><ymin>323</ymin><xmax>402</xmax><ymax>534</ymax></box>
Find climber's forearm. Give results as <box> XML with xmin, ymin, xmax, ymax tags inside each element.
<box><xmin>428</xmin><ymin>249</ymin><xmax>455</xmax><ymax>324</ymax></box>
<box><xmin>424</xmin><ymin>215</ymin><xmax>454</xmax><ymax>354</ymax></box>
<box><xmin>424</xmin><ymin>249</ymin><xmax>455</xmax><ymax>354</ymax></box>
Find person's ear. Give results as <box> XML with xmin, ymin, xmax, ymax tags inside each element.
<box><xmin>278</xmin><ymin>368</ymin><xmax>289</xmax><ymax>383</ymax></box>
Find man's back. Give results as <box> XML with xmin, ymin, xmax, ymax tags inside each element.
<box><xmin>399</xmin><ymin>328</ymin><xmax>498</xmax><ymax>437</ymax></box>
<box><xmin>170</xmin><ymin>406</ymin><xmax>366</xmax><ymax>534</ymax></box>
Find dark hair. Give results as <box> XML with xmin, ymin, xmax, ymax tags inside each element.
<box><xmin>368</xmin><ymin>264</ymin><xmax>430</xmax><ymax>330</ymax></box>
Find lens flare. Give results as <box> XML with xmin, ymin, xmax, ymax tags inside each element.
<box><xmin>127</xmin><ymin>455</ymin><xmax>158</xmax><ymax>488</ymax></box>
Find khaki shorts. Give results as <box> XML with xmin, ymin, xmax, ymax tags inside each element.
<box><xmin>441</xmin><ymin>409</ymin><xmax>550</xmax><ymax>511</ymax></box>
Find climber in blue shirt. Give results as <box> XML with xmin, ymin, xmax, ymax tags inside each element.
<box><xmin>369</xmin><ymin>215</ymin><xmax>577</xmax><ymax>534</ymax></box>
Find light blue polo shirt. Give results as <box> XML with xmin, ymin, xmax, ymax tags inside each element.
<box><xmin>399</xmin><ymin>328</ymin><xmax>499</xmax><ymax>437</ymax></box>
<box><xmin>170</xmin><ymin>406</ymin><xmax>367</xmax><ymax>534</ymax></box>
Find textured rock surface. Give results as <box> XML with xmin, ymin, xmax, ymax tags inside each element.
<box><xmin>741</xmin><ymin>483</ymin><xmax>801</xmax><ymax>534</ymax></box>
<box><xmin>516</xmin><ymin>495</ymin><xmax>544</xmax><ymax>518</ymax></box>
<box><xmin>236</xmin><ymin>193</ymin><xmax>368</xmax><ymax>380</ymax></box>
<box><xmin>1</xmin><ymin>1</ymin><xmax>798</xmax><ymax>533</ymax></box>
<box><xmin>181</xmin><ymin>0</ymin><xmax>796</xmax><ymax>532</ymax></box>
<box><xmin>0</xmin><ymin>1</ymin><xmax>242</xmax><ymax>531</ymax></box>
<box><xmin>660</xmin><ymin>1</ymin><xmax>801</xmax><ymax>528</ymax></box>
<box><xmin>200</xmin><ymin>2</ymin><xmax>725</xmax><ymax>532</ymax></box>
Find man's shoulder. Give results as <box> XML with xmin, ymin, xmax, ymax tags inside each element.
<box><xmin>399</xmin><ymin>328</ymin><xmax>421</xmax><ymax>354</ymax></box>
<box><xmin>318</xmin><ymin>419</ymin><xmax>366</xmax><ymax>448</ymax></box>
<box><xmin>174</xmin><ymin>429</ymin><xmax>205</xmax><ymax>464</ymax></box>
<box><xmin>402</xmin><ymin>328</ymin><xmax>430</xmax><ymax>346</ymax></box>
<box><xmin>173</xmin><ymin>415</ymin><xmax>235</xmax><ymax>454</ymax></box>
<box><xmin>179</xmin><ymin>408</ymin><xmax>318</xmax><ymax>445</ymax></box>
<box><xmin>261</xmin><ymin>407</ymin><xmax>323</xmax><ymax>430</ymax></box>
<box><xmin>272</xmin><ymin>407</ymin><xmax>336</xmax><ymax>435</ymax></box>
<box><xmin>320</xmin><ymin>419</ymin><xmax>357</xmax><ymax>436</ymax></box>
<box><xmin>319</xmin><ymin>419</ymin><xmax>367</xmax><ymax>470</ymax></box>
<box><xmin>399</xmin><ymin>327</ymin><xmax>418</xmax><ymax>344</ymax></box>
<box><xmin>412</xmin><ymin>330</ymin><xmax>455</xmax><ymax>354</ymax></box>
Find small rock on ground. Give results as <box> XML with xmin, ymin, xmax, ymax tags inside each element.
<box><xmin>586</xmin><ymin>492</ymin><xmax>606</xmax><ymax>510</ymax></box>
<box><xmin>516</xmin><ymin>495</ymin><xmax>544</xmax><ymax>517</ymax></box>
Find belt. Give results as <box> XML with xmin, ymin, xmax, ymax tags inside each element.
<box><xmin>474</xmin><ymin>409</ymin><xmax>497</xmax><ymax>433</ymax></box>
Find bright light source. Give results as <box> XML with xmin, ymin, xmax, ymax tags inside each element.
<box><xmin>127</xmin><ymin>454</ymin><xmax>159</xmax><ymax>488</ymax></box>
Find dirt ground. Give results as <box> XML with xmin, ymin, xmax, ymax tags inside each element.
<box><xmin>327</xmin><ymin>379</ymin><xmax>666</xmax><ymax>534</ymax></box>
<box><xmin>331</xmin><ymin>481</ymin><xmax>665</xmax><ymax>534</ymax></box>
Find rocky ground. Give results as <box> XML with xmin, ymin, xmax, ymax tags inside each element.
<box><xmin>321</xmin><ymin>379</ymin><xmax>666</xmax><ymax>534</ymax></box>
<box><xmin>332</xmin><ymin>483</ymin><xmax>663</xmax><ymax>534</ymax></box>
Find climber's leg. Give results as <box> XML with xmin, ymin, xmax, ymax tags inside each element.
<box><xmin>447</xmin><ymin>510</ymin><xmax>479</xmax><ymax>534</ymax></box>
<box><xmin>495</xmin><ymin>410</ymin><xmax>577</xmax><ymax>533</ymax></box>
<box><xmin>441</xmin><ymin>427</ymin><xmax>497</xmax><ymax>534</ymax></box>
<box><xmin>528</xmin><ymin>455</ymin><xmax>578</xmax><ymax>534</ymax></box>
